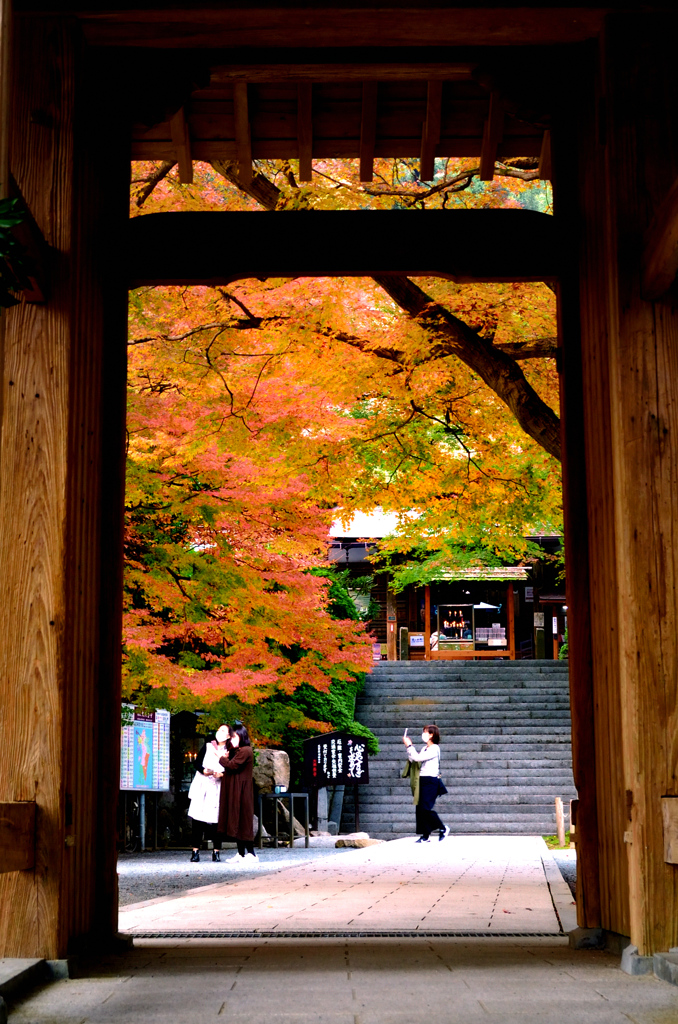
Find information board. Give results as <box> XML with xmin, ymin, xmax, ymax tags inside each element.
<box><xmin>120</xmin><ymin>705</ymin><xmax>170</xmax><ymax>791</ymax></box>
<box><xmin>303</xmin><ymin>731</ymin><xmax>370</xmax><ymax>787</ymax></box>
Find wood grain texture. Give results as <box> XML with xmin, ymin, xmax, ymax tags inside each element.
<box><xmin>0</xmin><ymin>803</ymin><xmax>35</xmax><ymax>872</ymax></box>
<box><xmin>601</xmin><ymin>15</ymin><xmax>678</xmax><ymax>954</ymax></box>
<box><xmin>0</xmin><ymin>16</ymin><xmax>75</xmax><ymax>960</ymax></box>
<box><xmin>573</xmin><ymin>46</ymin><xmax>629</xmax><ymax>940</ymax></box>
<box><xmin>552</xmin><ymin>64</ymin><xmax>602</xmax><ymax>930</ymax></box>
<box><xmin>0</xmin><ymin>22</ymin><xmax>129</xmax><ymax>958</ymax></box>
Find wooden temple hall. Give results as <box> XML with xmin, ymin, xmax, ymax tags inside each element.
<box><xmin>2</xmin><ymin>0</ymin><xmax>678</xmax><ymax>971</ymax></box>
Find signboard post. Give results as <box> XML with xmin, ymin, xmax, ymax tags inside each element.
<box><xmin>120</xmin><ymin>705</ymin><xmax>171</xmax><ymax>851</ymax></box>
<box><xmin>303</xmin><ymin>731</ymin><xmax>370</xmax><ymax>833</ymax></box>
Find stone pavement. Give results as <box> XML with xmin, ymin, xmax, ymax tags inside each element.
<box><xmin>118</xmin><ymin>836</ymin><xmax>575</xmax><ymax>935</ymax></box>
<box><xmin>9</xmin><ymin>937</ymin><xmax>678</xmax><ymax>1024</ymax></box>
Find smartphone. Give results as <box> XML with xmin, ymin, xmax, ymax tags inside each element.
<box><xmin>403</xmin><ymin>728</ymin><xmax>408</xmax><ymax>738</ymax></box>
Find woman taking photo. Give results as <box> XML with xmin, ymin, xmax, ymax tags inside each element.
<box><xmin>187</xmin><ymin>724</ymin><xmax>229</xmax><ymax>862</ymax></box>
<box><xmin>218</xmin><ymin>722</ymin><xmax>257</xmax><ymax>864</ymax></box>
<box><xmin>403</xmin><ymin>724</ymin><xmax>449</xmax><ymax>843</ymax></box>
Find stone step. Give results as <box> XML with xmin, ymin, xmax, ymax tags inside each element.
<box><xmin>347</xmin><ymin>660</ymin><xmax>573</xmax><ymax>837</ymax></box>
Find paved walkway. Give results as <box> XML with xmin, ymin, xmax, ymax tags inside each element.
<box><xmin>10</xmin><ymin>937</ymin><xmax>678</xmax><ymax>1024</ymax></box>
<box><xmin>119</xmin><ymin>836</ymin><xmax>575</xmax><ymax>936</ymax></box>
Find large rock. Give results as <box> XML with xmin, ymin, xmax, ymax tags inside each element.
<box><xmin>253</xmin><ymin>748</ymin><xmax>291</xmax><ymax>793</ymax></box>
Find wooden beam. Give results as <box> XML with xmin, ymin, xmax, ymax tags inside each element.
<box><xmin>386</xmin><ymin>587</ymin><xmax>397</xmax><ymax>661</ymax></box>
<box><xmin>72</xmin><ymin>9</ymin><xmax>608</xmax><ymax>49</ymax></box>
<box><xmin>424</xmin><ymin>585</ymin><xmax>431</xmax><ymax>661</ymax></box>
<box><xmin>127</xmin><ymin>209</ymin><xmax>561</xmax><ymax>287</ymax></box>
<box><xmin>211</xmin><ymin>62</ymin><xmax>475</xmax><ymax>83</ymax></box>
<box><xmin>479</xmin><ymin>90</ymin><xmax>504</xmax><ymax>181</ymax></box>
<box><xmin>641</xmin><ymin>175</ymin><xmax>678</xmax><ymax>301</ymax></box>
<box><xmin>359</xmin><ymin>81</ymin><xmax>378</xmax><ymax>183</ymax></box>
<box><xmin>297</xmin><ymin>82</ymin><xmax>313</xmax><ymax>182</ymax></box>
<box><xmin>0</xmin><ymin>802</ymin><xmax>35</xmax><ymax>872</ymax></box>
<box><xmin>419</xmin><ymin>80</ymin><xmax>442</xmax><ymax>183</ymax></box>
<box><xmin>232</xmin><ymin>81</ymin><xmax>252</xmax><ymax>185</ymax></box>
<box><xmin>169</xmin><ymin>106</ymin><xmax>193</xmax><ymax>185</ymax></box>
<box><xmin>132</xmin><ymin>136</ymin><xmax>543</xmax><ymax>164</ymax></box>
<box><xmin>538</xmin><ymin>129</ymin><xmax>552</xmax><ymax>181</ymax></box>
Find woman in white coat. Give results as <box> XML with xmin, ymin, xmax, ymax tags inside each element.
<box><xmin>188</xmin><ymin>724</ymin><xmax>229</xmax><ymax>862</ymax></box>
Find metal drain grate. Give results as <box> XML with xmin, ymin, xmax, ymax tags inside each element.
<box><xmin>127</xmin><ymin>929</ymin><xmax>563</xmax><ymax>939</ymax></box>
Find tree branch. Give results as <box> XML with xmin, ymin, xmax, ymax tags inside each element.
<box><xmin>371</xmin><ymin>275</ymin><xmax>561</xmax><ymax>460</ymax></box>
<box><xmin>210</xmin><ymin>161</ymin><xmax>561</xmax><ymax>460</ymax></box>
<box><xmin>135</xmin><ymin>160</ymin><xmax>177</xmax><ymax>207</ymax></box>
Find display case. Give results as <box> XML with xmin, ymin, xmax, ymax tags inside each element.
<box><xmin>435</xmin><ymin>603</ymin><xmax>474</xmax><ymax>650</ymax></box>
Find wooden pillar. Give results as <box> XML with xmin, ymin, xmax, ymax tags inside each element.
<box><xmin>0</xmin><ymin>20</ymin><xmax>129</xmax><ymax>957</ymax></box>
<box><xmin>506</xmin><ymin>583</ymin><xmax>515</xmax><ymax>660</ymax></box>
<box><xmin>561</xmin><ymin>15</ymin><xmax>678</xmax><ymax>953</ymax></box>
<box><xmin>553</xmin><ymin>45</ymin><xmax>603</xmax><ymax>931</ymax></box>
<box><xmin>424</xmin><ymin>585</ymin><xmax>431</xmax><ymax>660</ymax></box>
<box><xmin>596</xmin><ymin>15</ymin><xmax>678</xmax><ymax>955</ymax></box>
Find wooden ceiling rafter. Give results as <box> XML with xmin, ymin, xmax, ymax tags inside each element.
<box><xmin>232</xmin><ymin>80</ymin><xmax>252</xmax><ymax>183</ymax></box>
<box><xmin>209</xmin><ymin>62</ymin><xmax>477</xmax><ymax>84</ymax></box>
<box><xmin>479</xmin><ymin>90</ymin><xmax>504</xmax><ymax>181</ymax></box>
<box><xmin>420</xmin><ymin>80</ymin><xmax>442</xmax><ymax>182</ymax></box>
<box><xmin>359</xmin><ymin>81</ymin><xmax>379</xmax><ymax>182</ymax></box>
<box><xmin>297</xmin><ymin>82</ymin><xmax>313</xmax><ymax>181</ymax></box>
<box><xmin>538</xmin><ymin>129</ymin><xmax>552</xmax><ymax>181</ymax></box>
<box><xmin>132</xmin><ymin>74</ymin><xmax>545</xmax><ymax>174</ymax></box>
<box><xmin>60</xmin><ymin>7</ymin><xmax>609</xmax><ymax>49</ymax></box>
<box><xmin>169</xmin><ymin>106</ymin><xmax>193</xmax><ymax>184</ymax></box>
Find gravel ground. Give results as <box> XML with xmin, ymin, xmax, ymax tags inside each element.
<box><xmin>551</xmin><ymin>848</ymin><xmax>576</xmax><ymax>899</ymax></box>
<box><xmin>118</xmin><ymin>844</ymin><xmax>354</xmax><ymax>906</ymax></box>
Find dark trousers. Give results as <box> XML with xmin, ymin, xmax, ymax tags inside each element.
<box><xmin>190</xmin><ymin>819</ymin><xmax>221</xmax><ymax>850</ymax></box>
<box><xmin>416</xmin><ymin>777</ymin><xmax>445</xmax><ymax>839</ymax></box>
<box><xmin>237</xmin><ymin>840</ymin><xmax>255</xmax><ymax>856</ymax></box>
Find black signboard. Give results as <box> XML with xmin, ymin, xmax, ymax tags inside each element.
<box><xmin>303</xmin><ymin>731</ymin><xmax>370</xmax><ymax>787</ymax></box>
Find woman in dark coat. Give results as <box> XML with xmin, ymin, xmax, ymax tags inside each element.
<box><xmin>218</xmin><ymin>723</ymin><xmax>257</xmax><ymax>864</ymax></box>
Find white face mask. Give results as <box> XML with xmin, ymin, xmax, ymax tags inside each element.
<box><xmin>215</xmin><ymin>725</ymin><xmax>229</xmax><ymax>743</ymax></box>
<box><xmin>422</xmin><ymin>732</ymin><xmax>430</xmax><ymax>743</ymax></box>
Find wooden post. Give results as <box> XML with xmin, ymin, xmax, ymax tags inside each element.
<box><xmin>555</xmin><ymin>797</ymin><xmax>566</xmax><ymax>847</ymax></box>
<box><xmin>506</xmin><ymin>583</ymin><xmax>515</xmax><ymax>660</ymax></box>
<box><xmin>424</xmin><ymin>585</ymin><xmax>431</xmax><ymax>661</ymax></box>
<box><xmin>557</xmin><ymin>15</ymin><xmax>678</xmax><ymax>954</ymax></box>
<box><xmin>0</xmin><ymin>23</ymin><xmax>129</xmax><ymax>958</ymax></box>
<box><xmin>386</xmin><ymin>586</ymin><xmax>397</xmax><ymax>661</ymax></box>
<box><xmin>595</xmin><ymin>15</ymin><xmax>678</xmax><ymax>955</ymax></box>
<box><xmin>552</xmin><ymin>50</ymin><xmax>603</xmax><ymax>932</ymax></box>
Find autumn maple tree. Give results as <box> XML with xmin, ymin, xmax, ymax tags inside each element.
<box><xmin>123</xmin><ymin>156</ymin><xmax>561</xmax><ymax>741</ymax></box>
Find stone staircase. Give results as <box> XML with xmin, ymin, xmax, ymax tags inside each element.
<box><xmin>342</xmin><ymin>660</ymin><xmax>576</xmax><ymax>838</ymax></box>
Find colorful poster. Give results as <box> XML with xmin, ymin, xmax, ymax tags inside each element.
<box><xmin>133</xmin><ymin>722</ymin><xmax>154</xmax><ymax>788</ymax></box>
<box><xmin>120</xmin><ymin>705</ymin><xmax>170</xmax><ymax>791</ymax></box>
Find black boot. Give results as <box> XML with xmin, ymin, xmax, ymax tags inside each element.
<box><xmin>212</xmin><ymin>849</ymin><xmax>220</xmax><ymax>862</ymax></box>
<box><xmin>190</xmin><ymin>849</ymin><xmax>200</xmax><ymax>862</ymax></box>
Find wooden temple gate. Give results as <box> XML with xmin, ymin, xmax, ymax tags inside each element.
<box><xmin>1</xmin><ymin>1</ymin><xmax>678</xmax><ymax>963</ymax></box>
